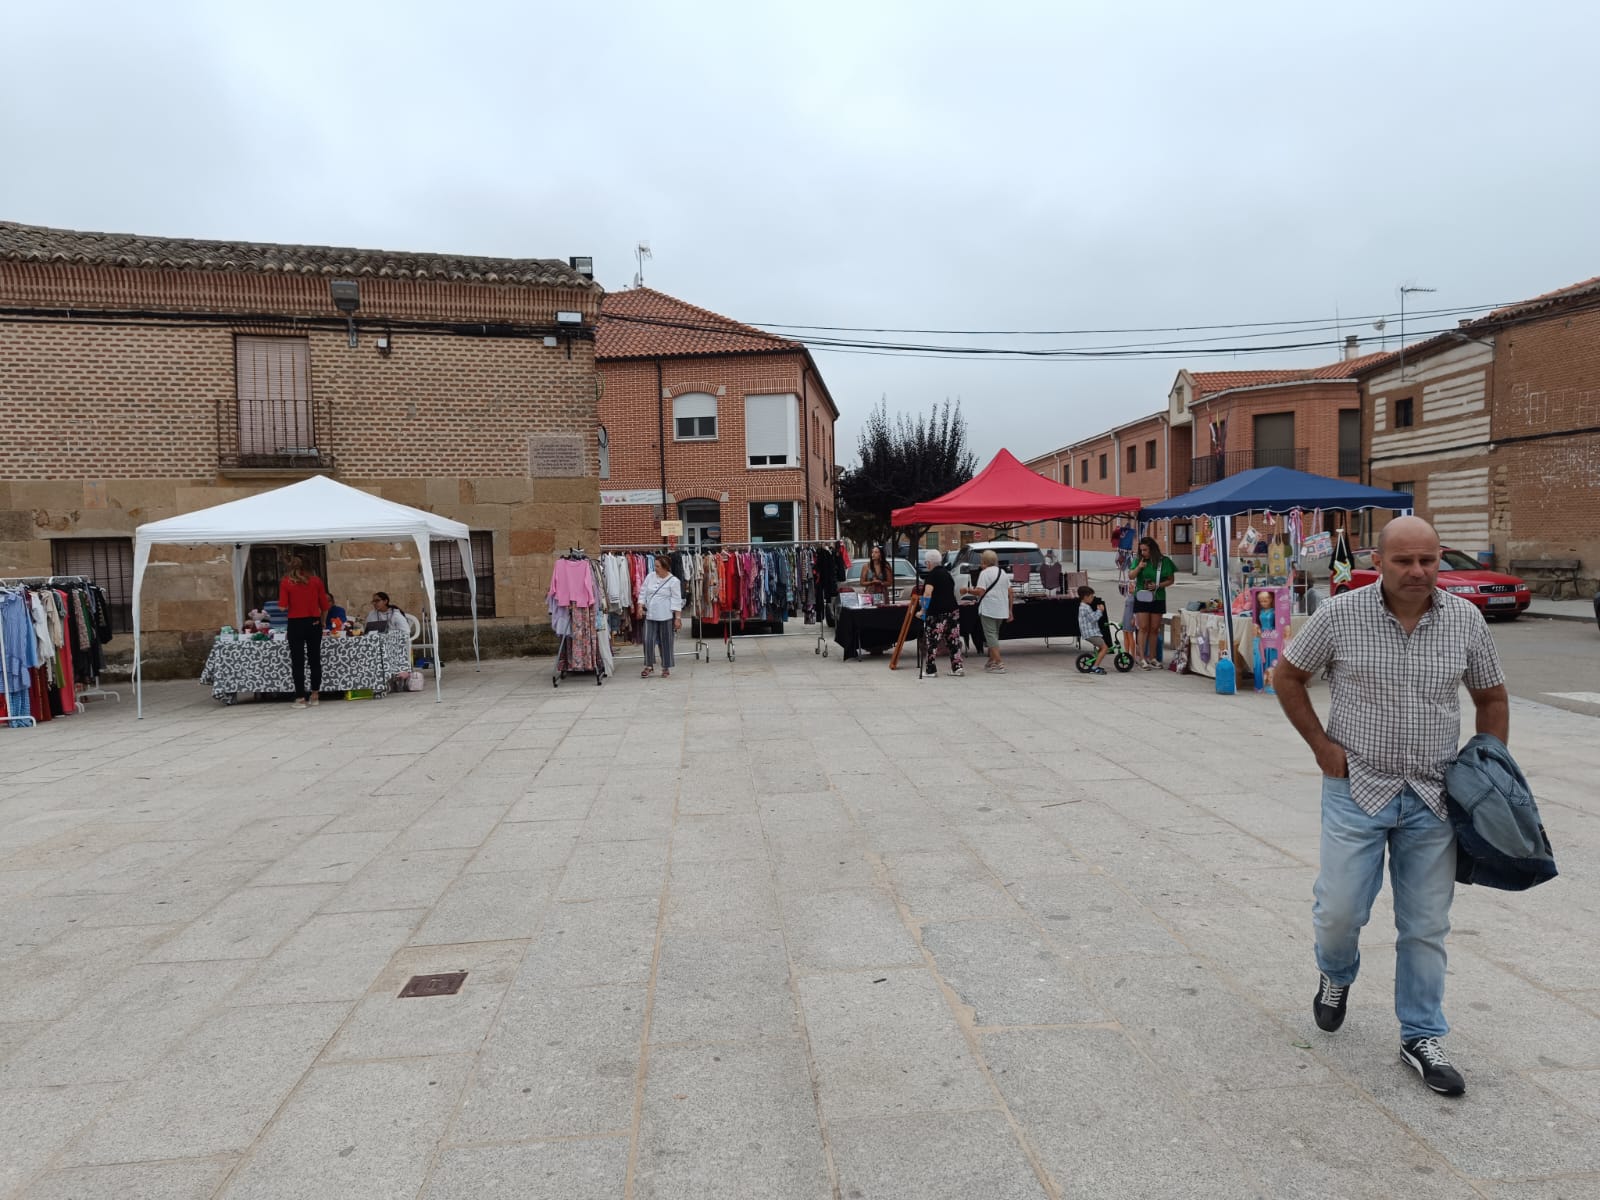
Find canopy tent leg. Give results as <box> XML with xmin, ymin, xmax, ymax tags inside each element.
<box><xmin>231</xmin><ymin>543</ymin><xmax>251</xmax><ymax>629</ymax></box>
<box><xmin>131</xmin><ymin>538</ymin><xmax>153</xmax><ymax>719</ymax></box>
<box><xmin>416</xmin><ymin>534</ymin><xmax>443</xmax><ymax>704</ymax></box>
<box><xmin>1218</xmin><ymin>515</ymin><xmax>1236</xmax><ymax>666</ymax></box>
<box><xmin>461</xmin><ymin>535</ymin><xmax>481</xmax><ymax>671</ymax></box>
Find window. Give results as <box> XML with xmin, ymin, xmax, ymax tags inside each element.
<box><xmin>1146</xmin><ymin>439</ymin><xmax>1157</xmax><ymax>470</ymax></box>
<box><xmin>246</xmin><ymin>545</ymin><xmax>328</xmax><ymax>613</ymax></box>
<box><xmin>431</xmin><ymin>531</ymin><xmax>495</xmax><ymax>619</ymax></box>
<box><xmin>1173</xmin><ymin>523</ymin><xmax>1191</xmax><ymax>545</ymax></box>
<box><xmin>748</xmin><ymin>500</ymin><xmax>795</xmax><ymax>542</ymax></box>
<box><xmin>1393</xmin><ymin>481</ymin><xmax>1415</xmax><ymax>505</ymax></box>
<box><xmin>1126</xmin><ymin>445</ymin><xmax>1137</xmax><ymax>473</ymax></box>
<box><xmin>680</xmin><ymin>499</ymin><xmax>721</xmax><ymax>549</ymax></box>
<box><xmin>924</xmin><ymin>532</ymin><xmax>940</xmax><ymax>550</ymax></box>
<box><xmin>813</xmin><ymin>501</ymin><xmax>822</xmax><ymax>538</ymax></box>
<box><xmin>1098</xmin><ymin>453</ymin><xmax>1107</xmax><ymax>480</ymax></box>
<box><xmin>1253</xmin><ymin>412</ymin><xmax>1297</xmax><ymax>469</ymax></box>
<box><xmin>235</xmin><ymin>336</ymin><xmax>314</xmax><ymax>460</ymax></box>
<box><xmin>51</xmin><ymin>538</ymin><xmax>133</xmax><ymax>634</ymax></box>
<box><xmin>1393</xmin><ymin>397</ymin><xmax>1415</xmax><ymax>429</ymax></box>
<box><xmin>672</xmin><ymin>393</ymin><xmax>716</xmax><ymax>440</ymax></box>
<box><xmin>745</xmin><ymin>394</ymin><xmax>797</xmax><ymax>466</ymax></box>
<box><xmin>1338</xmin><ymin>410</ymin><xmax>1361</xmax><ymax>476</ymax></box>
<box><xmin>1080</xmin><ymin>459</ymin><xmax>1089</xmax><ymax>483</ymax></box>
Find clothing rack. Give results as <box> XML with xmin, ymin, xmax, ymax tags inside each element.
<box><xmin>598</xmin><ymin>544</ymin><xmax>689</xmax><ymax>661</ymax></box>
<box><xmin>691</xmin><ymin>540</ymin><xmax>848</xmax><ymax>661</ymax></box>
<box><xmin>0</xmin><ymin>575</ymin><xmax>121</xmax><ymax>716</ymax></box>
<box><xmin>552</xmin><ymin>549</ymin><xmax>603</xmax><ymax>688</ymax></box>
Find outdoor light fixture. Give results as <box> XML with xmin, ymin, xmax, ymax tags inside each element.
<box><xmin>555</xmin><ymin>311</ymin><xmax>583</xmax><ymax>326</ymax></box>
<box><xmin>568</xmin><ymin>256</ymin><xmax>594</xmax><ymax>279</ymax></box>
<box><xmin>330</xmin><ymin>279</ymin><xmax>361</xmax><ymax>347</ymax></box>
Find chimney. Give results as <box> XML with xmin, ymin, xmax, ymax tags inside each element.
<box><xmin>1343</xmin><ymin>334</ymin><xmax>1360</xmax><ymax>361</ymax></box>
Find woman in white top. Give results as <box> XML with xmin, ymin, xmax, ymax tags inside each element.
<box><xmin>636</xmin><ymin>554</ymin><xmax>683</xmax><ymax>678</ymax></box>
<box><xmin>364</xmin><ymin>592</ymin><xmax>406</xmax><ymax>633</ymax></box>
<box><xmin>961</xmin><ymin>548</ymin><xmax>1014</xmax><ymax>673</ymax></box>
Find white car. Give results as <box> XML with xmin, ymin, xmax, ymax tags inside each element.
<box><xmin>952</xmin><ymin>541</ymin><xmax>1047</xmax><ymax>591</ymax></box>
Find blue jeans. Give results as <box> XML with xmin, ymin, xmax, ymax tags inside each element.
<box><xmin>1313</xmin><ymin>777</ymin><xmax>1456</xmax><ymax>1041</ymax></box>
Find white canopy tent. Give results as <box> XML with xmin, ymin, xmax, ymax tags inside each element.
<box><xmin>132</xmin><ymin>475</ymin><xmax>480</xmax><ymax>717</ymax></box>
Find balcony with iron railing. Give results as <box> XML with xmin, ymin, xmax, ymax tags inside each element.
<box><xmin>1190</xmin><ymin>446</ymin><xmax>1308</xmax><ymax>485</ymax></box>
<box><xmin>218</xmin><ymin>395</ymin><xmax>336</xmax><ymax>471</ymax></box>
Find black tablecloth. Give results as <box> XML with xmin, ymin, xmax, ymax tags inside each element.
<box><xmin>960</xmin><ymin>598</ymin><xmax>1083</xmax><ymax>650</ymax></box>
<box><xmin>833</xmin><ymin>604</ymin><xmax>922</xmax><ymax>659</ymax></box>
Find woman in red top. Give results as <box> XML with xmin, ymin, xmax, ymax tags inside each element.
<box><xmin>278</xmin><ymin>555</ymin><xmax>330</xmax><ymax>707</ymax></box>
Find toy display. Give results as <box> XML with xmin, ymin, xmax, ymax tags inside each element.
<box><xmin>1251</xmin><ymin>585</ymin><xmax>1293</xmax><ymax>694</ymax></box>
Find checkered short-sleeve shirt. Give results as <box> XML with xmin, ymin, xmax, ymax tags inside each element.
<box><xmin>1283</xmin><ymin>584</ymin><xmax>1505</xmax><ymax>819</ymax></box>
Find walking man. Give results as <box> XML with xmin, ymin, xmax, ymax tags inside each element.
<box><xmin>1275</xmin><ymin>516</ymin><xmax>1509</xmax><ymax>1095</ymax></box>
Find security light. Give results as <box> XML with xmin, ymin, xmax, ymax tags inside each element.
<box><xmin>329</xmin><ymin>280</ymin><xmax>361</xmax><ymax>314</ymax></box>
<box><xmin>555</xmin><ymin>311</ymin><xmax>583</xmax><ymax>326</ymax></box>
<box><xmin>568</xmin><ymin>256</ymin><xmax>594</xmax><ymax>279</ymax></box>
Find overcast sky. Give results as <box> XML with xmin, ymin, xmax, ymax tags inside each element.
<box><xmin>5</xmin><ymin>1</ymin><xmax>1598</xmax><ymax>468</ymax></box>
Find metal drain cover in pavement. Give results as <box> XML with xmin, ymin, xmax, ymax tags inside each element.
<box><xmin>398</xmin><ymin>972</ymin><xmax>467</xmax><ymax>998</ymax></box>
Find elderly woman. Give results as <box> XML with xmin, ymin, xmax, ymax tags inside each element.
<box><xmin>961</xmin><ymin>548</ymin><xmax>1013</xmax><ymax>672</ymax></box>
<box><xmin>917</xmin><ymin>548</ymin><xmax>964</xmax><ymax>677</ymax></box>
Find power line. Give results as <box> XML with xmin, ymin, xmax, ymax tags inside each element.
<box><xmin>601</xmin><ymin>310</ymin><xmax>1480</xmax><ymax>361</ymax></box>
<box><xmin>743</xmin><ymin>300</ymin><xmax>1509</xmax><ymax>337</ymax></box>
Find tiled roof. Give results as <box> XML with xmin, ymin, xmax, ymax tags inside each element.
<box><xmin>1189</xmin><ymin>353</ymin><xmax>1386</xmax><ymax>400</ymax></box>
<box><xmin>0</xmin><ymin>220</ymin><xmax>598</xmax><ymax>290</ymax></box>
<box><xmin>597</xmin><ymin>287</ymin><xmax>800</xmax><ymax>360</ymax></box>
<box><xmin>1189</xmin><ymin>369</ymin><xmax>1307</xmax><ymax>397</ymax></box>
<box><xmin>1479</xmin><ymin>274</ymin><xmax>1600</xmax><ymax>322</ymax></box>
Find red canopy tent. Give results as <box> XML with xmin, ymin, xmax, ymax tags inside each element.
<box><xmin>892</xmin><ymin>448</ymin><xmax>1139</xmax><ymax>526</ymax></box>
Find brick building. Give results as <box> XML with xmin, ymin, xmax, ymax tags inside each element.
<box><xmin>1356</xmin><ymin>276</ymin><xmax>1600</xmax><ymax>593</ymax></box>
<box><xmin>0</xmin><ymin>221</ymin><xmax>603</xmax><ymax>673</ymax></box>
<box><xmin>595</xmin><ymin>288</ymin><xmax>838</xmax><ymax>548</ymax></box>
<box><xmin>1018</xmin><ymin>412</ymin><xmax>1171</xmax><ymax>567</ymax></box>
<box><xmin>1012</xmin><ymin>343</ymin><xmax>1385</xmax><ymax>572</ymax></box>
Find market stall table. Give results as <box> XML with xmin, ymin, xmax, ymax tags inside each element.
<box><xmin>200</xmin><ymin>630</ymin><xmax>411</xmax><ymax>703</ymax></box>
<box><xmin>834</xmin><ymin>603</ymin><xmax>922</xmax><ymax>660</ymax></box>
<box><xmin>961</xmin><ymin>596</ymin><xmax>1083</xmax><ymax>650</ymax></box>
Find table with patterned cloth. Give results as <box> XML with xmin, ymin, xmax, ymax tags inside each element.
<box><xmin>199</xmin><ymin>631</ymin><xmax>411</xmax><ymax>702</ymax></box>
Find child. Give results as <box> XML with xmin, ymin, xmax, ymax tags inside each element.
<box><xmin>1077</xmin><ymin>585</ymin><xmax>1110</xmax><ymax>676</ymax></box>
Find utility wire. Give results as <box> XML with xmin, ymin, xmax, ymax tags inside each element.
<box><xmin>743</xmin><ymin>300</ymin><xmax>1509</xmax><ymax>337</ymax></box>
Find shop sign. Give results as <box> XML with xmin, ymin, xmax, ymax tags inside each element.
<box><xmin>601</xmin><ymin>489</ymin><xmax>675</xmax><ymax>506</ymax></box>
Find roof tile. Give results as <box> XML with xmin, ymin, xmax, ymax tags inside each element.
<box><xmin>0</xmin><ymin>220</ymin><xmax>597</xmax><ymax>290</ymax></box>
<box><xmin>597</xmin><ymin>287</ymin><xmax>799</xmax><ymax>359</ymax></box>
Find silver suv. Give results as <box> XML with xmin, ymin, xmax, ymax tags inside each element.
<box><xmin>952</xmin><ymin>541</ymin><xmax>1047</xmax><ymax>591</ymax></box>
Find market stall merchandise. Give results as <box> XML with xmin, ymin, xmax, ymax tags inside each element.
<box><xmin>201</xmin><ymin>630</ymin><xmax>411</xmax><ymax>703</ymax></box>
<box><xmin>132</xmin><ymin>476</ymin><xmax>480</xmax><ymax>717</ymax></box>
<box><xmin>1140</xmin><ymin>466</ymin><xmax>1414</xmax><ymax>671</ymax></box>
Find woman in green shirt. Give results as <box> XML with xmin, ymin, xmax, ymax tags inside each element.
<box><xmin>1129</xmin><ymin>536</ymin><xmax>1176</xmax><ymax>670</ymax></box>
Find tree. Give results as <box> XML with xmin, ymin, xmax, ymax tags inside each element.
<box><xmin>837</xmin><ymin>398</ymin><xmax>978</xmax><ymax>554</ymax></box>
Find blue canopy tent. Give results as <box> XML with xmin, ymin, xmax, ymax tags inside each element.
<box><xmin>1139</xmin><ymin>467</ymin><xmax>1414</xmax><ymax>666</ymax></box>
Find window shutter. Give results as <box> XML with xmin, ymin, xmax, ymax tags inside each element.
<box><xmin>745</xmin><ymin>395</ymin><xmax>794</xmax><ymax>464</ymax></box>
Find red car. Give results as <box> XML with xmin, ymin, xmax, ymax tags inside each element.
<box><xmin>1334</xmin><ymin>547</ymin><xmax>1531</xmax><ymax>619</ymax></box>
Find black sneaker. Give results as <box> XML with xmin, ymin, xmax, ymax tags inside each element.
<box><xmin>1401</xmin><ymin>1037</ymin><xmax>1466</xmax><ymax>1096</ymax></box>
<box><xmin>924</xmin><ymin>661</ymin><xmax>936</xmax><ymax>677</ymax></box>
<box><xmin>1313</xmin><ymin>974</ymin><xmax>1349</xmax><ymax>1032</ymax></box>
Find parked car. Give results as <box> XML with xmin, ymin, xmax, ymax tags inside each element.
<box><xmin>1334</xmin><ymin>547</ymin><xmax>1532</xmax><ymax>620</ymax></box>
<box><xmin>1593</xmin><ymin>588</ymin><xmax>1599</xmax><ymax>633</ymax></box>
<box><xmin>952</xmin><ymin>541</ymin><xmax>1047</xmax><ymax>591</ymax></box>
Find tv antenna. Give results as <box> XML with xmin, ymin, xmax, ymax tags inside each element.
<box><xmin>1398</xmin><ymin>284</ymin><xmax>1436</xmax><ymax>374</ymax></box>
<box><xmin>633</xmin><ymin>241</ymin><xmax>652</xmax><ymax>288</ymax></box>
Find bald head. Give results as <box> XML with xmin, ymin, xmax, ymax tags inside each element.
<box><xmin>1377</xmin><ymin>515</ymin><xmax>1440</xmax><ymax>555</ymax></box>
<box><xmin>1374</xmin><ymin>515</ymin><xmax>1442</xmax><ymax>609</ymax></box>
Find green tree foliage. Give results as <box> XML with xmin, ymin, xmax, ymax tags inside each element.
<box><xmin>837</xmin><ymin>398</ymin><xmax>977</xmax><ymax>552</ymax></box>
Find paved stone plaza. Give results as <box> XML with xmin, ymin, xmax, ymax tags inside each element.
<box><xmin>2</xmin><ymin>630</ymin><xmax>1598</xmax><ymax>1199</ymax></box>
